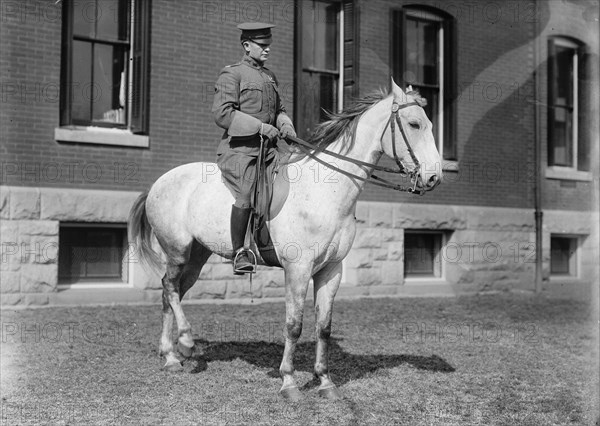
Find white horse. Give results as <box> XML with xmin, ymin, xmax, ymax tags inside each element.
<box><xmin>128</xmin><ymin>79</ymin><xmax>442</xmax><ymax>401</ymax></box>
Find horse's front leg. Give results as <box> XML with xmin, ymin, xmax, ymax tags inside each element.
<box><xmin>313</xmin><ymin>261</ymin><xmax>343</xmax><ymax>399</ymax></box>
<box><xmin>279</xmin><ymin>264</ymin><xmax>312</xmax><ymax>401</ymax></box>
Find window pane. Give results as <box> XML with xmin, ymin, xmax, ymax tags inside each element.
<box><xmin>555</xmin><ymin>46</ymin><xmax>574</xmax><ymax>107</ymax></box>
<box><xmin>405</xmin><ymin>17</ymin><xmax>438</xmax><ymax>86</ymax></box>
<box><xmin>71</xmin><ymin>40</ymin><xmax>93</xmax><ymax>122</ymax></box>
<box><xmin>97</xmin><ymin>0</ymin><xmax>128</xmax><ymax>40</ymax></box>
<box><xmin>405</xmin><ymin>233</ymin><xmax>437</xmax><ymax>276</ymax></box>
<box><xmin>551</xmin><ymin>106</ymin><xmax>573</xmax><ymax>167</ymax></box>
<box><xmin>550</xmin><ymin>237</ymin><xmax>574</xmax><ymax>275</ymax></box>
<box><xmin>92</xmin><ymin>44</ymin><xmax>127</xmax><ymax>124</ymax></box>
<box><xmin>73</xmin><ymin>0</ymin><xmax>95</xmax><ymax>37</ymax></box>
<box><xmin>85</xmin><ymin>230</ymin><xmax>123</xmax><ymax>278</ymax></box>
<box><xmin>413</xmin><ymin>85</ymin><xmax>438</xmax><ymax>140</ymax></box>
<box><xmin>59</xmin><ymin>227</ymin><xmax>126</xmax><ymax>283</ymax></box>
<box><xmin>318</xmin><ymin>74</ymin><xmax>337</xmax><ymax>120</ymax></box>
<box><xmin>303</xmin><ymin>1</ymin><xmax>338</xmax><ymax>71</ymax></box>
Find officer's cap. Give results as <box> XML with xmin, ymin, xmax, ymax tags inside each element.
<box><xmin>238</xmin><ymin>22</ymin><xmax>275</xmax><ymax>44</ymax></box>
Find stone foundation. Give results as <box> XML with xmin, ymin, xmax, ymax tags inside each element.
<box><xmin>1</xmin><ymin>185</ymin><xmax>597</xmax><ymax>306</ymax></box>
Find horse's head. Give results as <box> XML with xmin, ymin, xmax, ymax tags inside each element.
<box><xmin>381</xmin><ymin>78</ymin><xmax>442</xmax><ymax>193</ymax></box>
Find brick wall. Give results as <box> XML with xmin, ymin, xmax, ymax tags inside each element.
<box><xmin>1</xmin><ymin>0</ymin><xmax>596</xmax><ymax>211</ymax></box>
<box><xmin>359</xmin><ymin>0</ymin><xmax>539</xmax><ymax>208</ymax></box>
<box><xmin>0</xmin><ymin>0</ymin><xmax>295</xmax><ymax>192</ymax></box>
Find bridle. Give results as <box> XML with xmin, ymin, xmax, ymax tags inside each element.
<box><xmin>284</xmin><ymin>99</ymin><xmax>426</xmax><ymax>195</ymax></box>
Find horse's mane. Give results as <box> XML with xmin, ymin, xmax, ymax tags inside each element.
<box><xmin>306</xmin><ymin>89</ymin><xmax>426</xmax><ymax>155</ymax></box>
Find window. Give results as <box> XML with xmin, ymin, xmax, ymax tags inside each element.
<box><xmin>404</xmin><ymin>231</ymin><xmax>443</xmax><ymax>278</ymax></box>
<box><xmin>391</xmin><ymin>7</ymin><xmax>457</xmax><ymax>161</ymax></box>
<box><xmin>547</xmin><ymin>37</ymin><xmax>589</xmax><ymax>172</ymax></box>
<box><xmin>295</xmin><ymin>0</ymin><xmax>357</xmax><ymax>138</ymax></box>
<box><xmin>60</xmin><ymin>0</ymin><xmax>151</xmax><ymax>134</ymax></box>
<box><xmin>550</xmin><ymin>235</ymin><xmax>578</xmax><ymax>277</ymax></box>
<box><xmin>58</xmin><ymin>224</ymin><xmax>129</xmax><ymax>285</ymax></box>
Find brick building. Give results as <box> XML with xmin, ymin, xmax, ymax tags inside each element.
<box><xmin>1</xmin><ymin>0</ymin><xmax>598</xmax><ymax>306</ymax></box>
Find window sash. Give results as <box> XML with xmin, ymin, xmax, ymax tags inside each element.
<box><xmin>548</xmin><ymin>38</ymin><xmax>579</xmax><ymax>169</ymax></box>
<box><xmin>392</xmin><ymin>7</ymin><xmax>456</xmax><ymax>161</ymax></box>
<box><xmin>60</xmin><ymin>0</ymin><xmax>150</xmax><ymax>134</ymax></box>
<box><xmin>58</xmin><ymin>224</ymin><xmax>128</xmax><ymax>284</ymax></box>
<box><xmin>550</xmin><ymin>236</ymin><xmax>578</xmax><ymax>276</ymax></box>
<box><xmin>296</xmin><ymin>0</ymin><xmax>355</xmax><ymax>138</ymax></box>
<box><xmin>404</xmin><ymin>231</ymin><xmax>443</xmax><ymax>278</ymax></box>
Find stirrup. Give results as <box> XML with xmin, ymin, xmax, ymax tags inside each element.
<box><xmin>233</xmin><ymin>248</ymin><xmax>257</xmax><ymax>275</ymax></box>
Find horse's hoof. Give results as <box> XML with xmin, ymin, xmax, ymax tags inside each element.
<box><xmin>162</xmin><ymin>361</ymin><xmax>183</xmax><ymax>373</ymax></box>
<box><xmin>279</xmin><ymin>386</ymin><xmax>303</xmax><ymax>402</ymax></box>
<box><xmin>177</xmin><ymin>341</ymin><xmax>194</xmax><ymax>358</ymax></box>
<box><xmin>318</xmin><ymin>385</ymin><xmax>342</xmax><ymax>400</ymax></box>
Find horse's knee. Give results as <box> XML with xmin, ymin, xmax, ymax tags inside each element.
<box><xmin>316</xmin><ymin>322</ymin><xmax>331</xmax><ymax>341</ymax></box>
<box><xmin>286</xmin><ymin>320</ymin><xmax>303</xmax><ymax>341</ymax></box>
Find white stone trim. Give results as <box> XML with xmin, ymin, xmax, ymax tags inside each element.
<box><xmin>545</xmin><ymin>166</ymin><xmax>592</xmax><ymax>181</ymax></box>
<box><xmin>55</xmin><ymin>127</ymin><xmax>149</xmax><ymax>148</ymax></box>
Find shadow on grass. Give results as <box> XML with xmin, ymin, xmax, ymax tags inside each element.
<box><xmin>189</xmin><ymin>338</ymin><xmax>454</xmax><ymax>388</ymax></box>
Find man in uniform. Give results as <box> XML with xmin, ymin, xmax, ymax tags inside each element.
<box><xmin>213</xmin><ymin>23</ymin><xmax>296</xmax><ymax>274</ymax></box>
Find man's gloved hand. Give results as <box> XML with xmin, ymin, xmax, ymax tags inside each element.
<box><xmin>279</xmin><ymin>124</ymin><xmax>297</xmax><ymax>139</ymax></box>
<box><xmin>260</xmin><ymin>123</ymin><xmax>280</xmax><ymax>140</ymax></box>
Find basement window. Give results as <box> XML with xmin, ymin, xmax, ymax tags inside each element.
<box><xmin>550</xmin><ymin>235</ymin><xmax>578</xmax><ymax>277</ymax></box>
<box><xmin>58</xmin><ymin>223</ymin><xmax>129</xmax><ymax>287</ymax></box>
<box><xmin>404</xmin><ymin>231</ymin><xmax>443</xmax><ymax>278</ymax></box>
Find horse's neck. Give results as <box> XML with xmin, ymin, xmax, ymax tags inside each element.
<box><xmin>305</xmin><ymin>97</ymin><xmax>390</xmax><ymax>215</ymax></box>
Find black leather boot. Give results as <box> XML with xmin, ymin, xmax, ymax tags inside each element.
<box><xmin>230</xmin><ymin>205</ymin><xmax>254</xmax><ymax>274</ymax></box>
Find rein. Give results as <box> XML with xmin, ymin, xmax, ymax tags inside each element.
<box><xmin>284</xmin><ymin>100</ymin><xmax>425</xmax><ymax>195</ymax></box>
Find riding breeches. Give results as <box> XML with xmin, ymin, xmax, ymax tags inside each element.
<box><xmin>216</xmin><ymin>136</ymin><xmax>276</xmax><ymax>209</ymax></box>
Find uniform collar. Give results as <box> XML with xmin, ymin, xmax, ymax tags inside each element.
<box><xmin>241</xmin><ymin>55</ymin><xmax>267</xmax><ymax>70</ymax></box>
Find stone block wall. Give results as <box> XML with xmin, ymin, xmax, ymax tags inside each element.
<box><xmin>1</xmin><ymin>186</ymin><xmax>597</xmax><ymax>306</ymax></box>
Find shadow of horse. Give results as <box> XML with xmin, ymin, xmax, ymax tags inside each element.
<box><xmin>188</xmin><ymin>337</ymin><xmax>454</xmax><ymax>388</ymax></box>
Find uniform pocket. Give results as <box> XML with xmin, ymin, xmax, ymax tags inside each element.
<box><xmin>240</xmin><ymin>83</ymin><xmax>263</xmax><ymax>114</ymax></box>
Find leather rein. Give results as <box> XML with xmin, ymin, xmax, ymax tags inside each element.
<box><xmin>284</xmin><ymin>100</ymin><xmax>425</xmax><ymax>195</ymax></box>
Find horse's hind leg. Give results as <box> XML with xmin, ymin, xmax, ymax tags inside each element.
<box><xmin>159</xmin><ymin>241</ymin><xmax>211</xmax><ymax>371</ymax></box>
<box><xmin>312</xmin><ymin>261</ymin><xmax>343</xmax><ymax>399</ymax></box>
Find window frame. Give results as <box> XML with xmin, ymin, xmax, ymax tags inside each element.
<box><xmin>546</xmin><ymin>36</ymin><xmax>591</xmax><ymax>180</ymax></box>
<box><xmin>403</xmin><ymin>230</ymin><xmax>444</xmax><ymax>279</ymax></box>
<box><xmin>391</xmin><ymin>6</ymin><xmax>457</xmax><ymax>164</ymax></box>
<box><xmin>57</xmin><ymin>222</ymin><xmax>132</xmax><ymax>289</ymax></box>
<box><xmin>58</xmin><ymin>0</ymin><xmax>151</xmax><ymax>147</ymax></box>
<box><xmin>549</xmin><ymin>235</ymin><xmax>579</xmax><ymax>278</ymax></box>
<box><xmin>294</xmin><ymin>0</ymin><xmax>358</xmax><ymax>139</ymax></box>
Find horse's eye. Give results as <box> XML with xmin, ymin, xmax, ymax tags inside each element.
<box><xmin>409</xmin><ymin>122</ymin><xmax>420</xmax><ymax>130</ymax></box>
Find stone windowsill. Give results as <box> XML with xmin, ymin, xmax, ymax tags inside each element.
<box><xmin>57</xmin><ymin>282</ymin><xmax>134</xmax><ymax>290</ymax></box>
<box><xmin>548</xmin><ymin>274</ymin><xmax>583</xmax><ymax>283</ymax></box>
<box><xmin>55</xmin><ymin>127</ymin><xmax>149</xmax><ymax>148</ymax></box>
<box><xmin>403</xmin><ymin>276</ymin><xmax>449</xmax><ymax>285</ymax></box>
<box><xmin>545</xmin><ymin>167</ymin><xmax>592</xmax><ymax>181</ymax></box>
<box><xmin>442</xmin><ymin>160</ymin><xmax>459</xmax><ymax>172</ymax></box>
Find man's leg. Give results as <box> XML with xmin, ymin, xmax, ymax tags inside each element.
<box><xmin>230</xmin><ymin>203</ymin><xmax>254</xmax><ymax>274</ymax></box>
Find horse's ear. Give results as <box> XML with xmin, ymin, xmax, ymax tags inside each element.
<box><xmin>390</xmin><ymin>77</ymin><xmax>404</xmax><ymax>96</ymax></box>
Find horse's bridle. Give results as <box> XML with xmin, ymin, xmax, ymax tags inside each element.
<box><xmin>385</xmin><ymin>100</ymin><xmax>423</xmax><ymax>192</ymax></box>
<box><xmin>285</xmin><ymin>99</ymin><xmax>426</xmax><ymax>195</ymax></box>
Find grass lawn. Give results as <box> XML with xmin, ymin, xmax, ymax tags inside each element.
<box><xmin>1</xmin><ymin>294</ymin><xmax>598</xmax><ymax>425</ymax></box>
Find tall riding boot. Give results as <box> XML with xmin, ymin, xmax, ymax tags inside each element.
<box><xmin>230</xmin><ymin>205</ymin><xmax>254</xmax><ymax>274</ymax></box>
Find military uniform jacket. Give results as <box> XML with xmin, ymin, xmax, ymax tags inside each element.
<box><xmin>213</xmin><ymin>56</ymin><xmax>293</xmax><ymax>155</ymax></box>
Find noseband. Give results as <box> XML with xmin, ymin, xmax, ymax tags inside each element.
<box><xmin>284</xmin><ymin>99</ymin><xmax>426</xmax><ymax>195</ymax></box>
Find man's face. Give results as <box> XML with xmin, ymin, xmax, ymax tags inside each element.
<box><xmin>245</xmin><ymin>40</ymin><xmax>271</xmax><ymax>64</ymax></box>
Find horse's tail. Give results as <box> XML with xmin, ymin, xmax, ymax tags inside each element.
<box><xmin>128</xmin><ymin>192</ymin><xmax>164</xmax><ymax>275</ymax></box>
